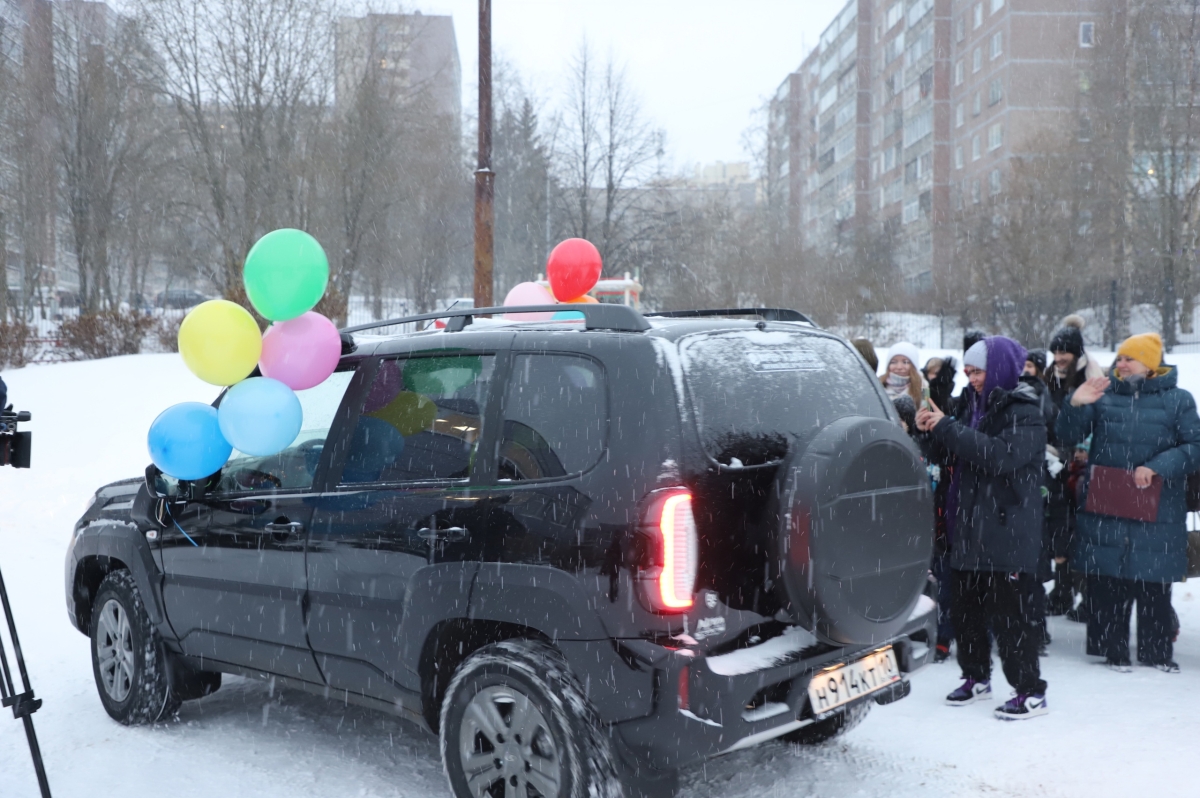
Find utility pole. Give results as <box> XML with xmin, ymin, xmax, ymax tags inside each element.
<box><xmin>473</xmin><ymin>0</ymin><xmax>495</xmax><ymax>309</ymax></box>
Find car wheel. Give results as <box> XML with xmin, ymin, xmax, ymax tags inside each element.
<box><xmin>440</xmin><ymin>639</ymin><xmax>621</xmax><ymax>798</ymax></box>
<box><xmin>782</xmin><ymin>701</ymin><xmax>871</xmax><ymax>745</ymax></box>
<box><xmin>89</xmin><ymin>569</ymin><xmax>181</xmax><ymax>725</ymax></box>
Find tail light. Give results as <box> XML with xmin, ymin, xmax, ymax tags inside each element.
<box><xmin>638</xmin><ymin>489</ymin><xmax>698</xmax><ymax>612</ymax></box>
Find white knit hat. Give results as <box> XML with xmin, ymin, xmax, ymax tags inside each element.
<box><xmin>886</xmin><ymin>342</ymin><xmax>921</xmax><ymax>372</ymax></box>
<box><xmin>964</xmin><ymin>339</ymin><xmax>988</xmax><ymax>371</ymax></box>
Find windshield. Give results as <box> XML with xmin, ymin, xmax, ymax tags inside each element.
<box><xmin>679</xmin><ymin>330</ymin><xmax>888</xmax><ymax>466</ymax></box>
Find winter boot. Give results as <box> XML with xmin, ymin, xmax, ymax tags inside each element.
<box><xmin>994</xmin><ymin>692</ymin><xmax>1048</xmax><ymax>720</ymax></box>
<box><xmin>945</xmin><ymin>679</ymin><xmax>991</xmax><ymax>706</ymax></box>
<box><xmin>934</xmin><ymin>641</ymin><xmax>952</xmax><ymax>663</ymax></box>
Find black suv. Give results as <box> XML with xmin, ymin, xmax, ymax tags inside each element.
<box><xmin>66</xmin><ymin>305</ymin><xmax>935</xmax><ymax>798</ymax></box>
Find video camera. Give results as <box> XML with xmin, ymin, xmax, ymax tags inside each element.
<box><xmin>0</xmin><ymin>405</ymin><xmax>31</xmax><ymax>468</ymax></box>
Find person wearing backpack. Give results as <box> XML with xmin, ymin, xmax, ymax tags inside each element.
<box><xmin>1056</xmin><ymin>333</ymin><xmax>1200</xmax><ymax>673</ymax></box>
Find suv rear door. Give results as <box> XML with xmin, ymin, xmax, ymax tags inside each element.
<box><xmin>159</xmin><ymin>366</ymin><xmax>361</xmax><ymax>682</ymax></box>
<box><xmin>306</xmin><ymin>341</ymin><xmax>507</xmax><ymax>701</ymax></box>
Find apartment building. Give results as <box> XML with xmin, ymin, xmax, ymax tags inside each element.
<box><xmin>773</xmin><ymin>0</ymin><xmax>1106</xmax><ymax>293</ymax></box>
<box><xmin>335</xmin><ymin>11</ymin><xmax>462</xmax><ymax>133</ymax></box>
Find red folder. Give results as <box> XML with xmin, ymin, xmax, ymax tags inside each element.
<box><xmin>1084</xmin><ymin>465</ymin><xmax>1164</xmax><ymax>523</ymax></box>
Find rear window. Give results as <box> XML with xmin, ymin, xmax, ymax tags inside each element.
<box><xmin>679</xmin><ymin>331</ymin><xmax>887</xmax><ymax>465</ymax></box>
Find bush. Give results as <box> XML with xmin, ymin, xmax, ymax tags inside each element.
<box><xmin>59</xmin><ymin>310</ymin><xmax>158</xmax><ymax>360</ymax></box>
<box><xmin>155</xmin><ymin>313</ymin><xmax>183</xmax><ymax>352</ymax></box>
<box><xmin>0</xmin><ymin>320</ymin><xmax>34</xmax><ymax>368</ymax></box>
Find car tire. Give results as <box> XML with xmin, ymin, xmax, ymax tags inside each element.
<box><xmin>440</xmin><ymin>639</ymin><xmax>621</xmax><ymax>798</ymax></box>
<box><xmin>781</xmin><ymin>701</ymin><xmax>871</xmax><ymax>745</ymax></box>
<box><xmin>89</xmin><ymin>569</ymin><xmax>181</xmax><ymax>725</ymax></box>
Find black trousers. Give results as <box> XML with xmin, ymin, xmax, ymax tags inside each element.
<box><xmin>1086</xmin><ymin>575</ymin><xmax>1174</xmax><ymax>666</ymax></box>
<box><xmin>953</xmin><ymin>569</ymin><xmax>1047</xmax><ymax>695</ymax></box>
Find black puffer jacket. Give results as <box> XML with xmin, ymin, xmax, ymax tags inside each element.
<box><xmin>930</xmin><ymin>381</ymin><xmax>1048</xmax><ymax>573</ymax></box>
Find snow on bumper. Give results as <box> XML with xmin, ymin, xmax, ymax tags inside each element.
<box><xmin>614</xmin><ymin>598</ymin><xmax>937</xmax><ymax>770</ymax></box>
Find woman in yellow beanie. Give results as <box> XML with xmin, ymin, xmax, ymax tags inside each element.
<box><xmin>1056</xmin><ymin>332</ymin><xmax>1200</xmax><ymax>673</ymax></box>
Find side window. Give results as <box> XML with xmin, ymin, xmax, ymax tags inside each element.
<box><xmin>341</xmin><ymin>355</ymin><xmax>495</xmax><ymax>484</ymax></box>
<box><xmin>214</xmin><ymin>370</ymin><xmax>356</xmax><ymax>494</ymax></box>
<box><xmin>499</xmin><ymin>354</ymin><xmax>606</xmax><ymax>481</ymax></box>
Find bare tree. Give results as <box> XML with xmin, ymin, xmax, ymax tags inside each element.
<box><xmin>138</xmin><ymin>0</ymin><xmax>333</xmax><ymax>303</ymax></box>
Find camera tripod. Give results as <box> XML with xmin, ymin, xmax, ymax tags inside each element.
<box><xmin>0</xmin><ymin>562</ymin><xmax>52</xmax><ymax>797</ymax></box>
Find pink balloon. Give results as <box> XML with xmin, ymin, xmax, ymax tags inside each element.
<box><xmin>260</xmin><ymin>311</ymin><xmax>341</xmax><ymax>390</ymax></box>
<box><xmin>502</xmin><ymin>282</ymin><xmax>557</xmax><ymax>321</ymax></box>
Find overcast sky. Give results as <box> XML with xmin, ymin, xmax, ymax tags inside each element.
<box><xmin>419</xmin><ymin>0</ymin><xmax>847</xmax><ymax>171</ymax></box>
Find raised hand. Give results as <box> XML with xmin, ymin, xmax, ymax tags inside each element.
<box><xmin>1070</xmin><ymin>376</ymin><xmax>1110</xmax><ymax>407</ymax></box>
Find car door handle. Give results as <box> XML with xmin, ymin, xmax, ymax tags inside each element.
<box><xmin>417</xmin><ymin>526</ymin><xmax>468</xmax><ymax>543</ymax></box>
<box><xmin>265</xmin><ymin>521</ymin><xmax>305</xmax><ymax>536</ymax></box>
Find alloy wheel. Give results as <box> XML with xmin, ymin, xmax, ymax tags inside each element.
<box><xmin>96</xmin><ymin>598</ymin><xmax>135</xmax><ymax>703</ymax></box>
<box><xmin>458</xmin><ymin>684</ymin><xmax>562</xmax><ymax>798</ymax></box>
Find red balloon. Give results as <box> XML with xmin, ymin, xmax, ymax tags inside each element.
<box><xmin>546</xmin><ymin>238</ymin><xmax>602</xmax><ymax>301</ymax></box>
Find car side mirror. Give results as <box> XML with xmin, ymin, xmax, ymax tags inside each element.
<box><xmin>144</xmin><ymin>464</ymin><xmax>216</xmax><ymax>501</ymax></box>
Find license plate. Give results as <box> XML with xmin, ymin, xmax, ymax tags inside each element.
<box><xmin>807</xmin><ymin>646</ymin><xmax>900</xmax><ymax>716</ymax></box>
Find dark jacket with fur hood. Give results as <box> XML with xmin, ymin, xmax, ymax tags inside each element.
<box><xmin>930</xmin><ymin>380</ymin><xmax>1048</xmax><ymax>572</ymax></box>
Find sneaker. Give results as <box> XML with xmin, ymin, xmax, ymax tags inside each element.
<box><xmin>994</xmin><ymin>692</ymin><xmax>1048</xmax><ymax>720</ymax></box>
<box><xmin>1150</xmin><ymin>661</ymin><xmax>1181</xmax><ymax>674</ymax></box>
<box><xmin>933</xmin><ymin>643</ymin><xmax>952</xmax><ymax>664</ymax></box>
<box><xmin>945</xmin><ymin>679</ymin><xmax>991</xmax><ymax>706</ymax></box>
<box><xmin>1106</xmin><ymin>659</ymin><xmax>1133</xmax><ymax>673</ymax></box>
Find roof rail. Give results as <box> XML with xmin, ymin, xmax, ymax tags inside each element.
<box><xmin>340</xmin><ymin>303</ymin><xmax>651</xmax><ymax>335</ymax></box>
<box><xmin>644</xmin><ymin>308</ymin><xmax>815</xmax><ymax>325</ymax></box>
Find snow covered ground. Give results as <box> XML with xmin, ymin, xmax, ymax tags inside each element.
<box><xmin>2</xmin><ymin>352</ymin><xmax>1199</xmax><ymax>798</ymax></box>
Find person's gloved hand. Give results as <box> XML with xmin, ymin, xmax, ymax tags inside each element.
<box><xmin>1046</xmin><ymin>450</ymin><xmax>1064</xmax><ymax>478</ymax></box>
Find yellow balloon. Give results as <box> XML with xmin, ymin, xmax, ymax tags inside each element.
<box><xmin>178</xmin><ymin>300</ymin><xmax>263</xmax><ymax>386</ymax></box>
<box><xmin>369</xmin><ymin>391</ymin><xmax>438</xmax><ymax>436</ymax></box>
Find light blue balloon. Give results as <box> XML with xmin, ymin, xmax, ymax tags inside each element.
<box><xmin>217</xmin><ymin>377</ymin><xmax>303</xmax><ymax>457</ymax></box>
<box><xmin>148</xmin><ymin>402</ymin><xmax>233</xmax><ymax>481</ymax></box>
<box><xmin>552</xmin><ymin>310</ymin><xmax>584</xmax><ymax>321</ymax></box>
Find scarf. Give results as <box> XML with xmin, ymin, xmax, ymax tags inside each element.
<box><xmin>885</xmin><ymin>372</ymin><xmax>910</xmax><ymax>398</ymax></box>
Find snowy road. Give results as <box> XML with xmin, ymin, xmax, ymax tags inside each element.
<box><xmin>2</xmin><ymin>355</ymin><xmax>1196</xmax><ymax>797</ymax></box>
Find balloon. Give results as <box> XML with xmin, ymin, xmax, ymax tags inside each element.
<box><xmin>567</xmin><ymin>294</ymin><xmax>599</xmax><ymax>304</ymax></box>
<box><xmin>552</xmin><ymin>310</ymin><xmax>584</xmax><ymax>321</ymax></box>
<box><xmin>148</xmin><ymin>402</ymin><xmax>233</xmax><ymax>481</ymax></box>
<box><xmin>178</xmin><ymin>300</ymin><xmax>263</xmax><ymax>386</ymax></box>
<box><xmin>368</xmin><ymin>391</ymin><xmax>438</xmax><ymax>435</ymax></box>
<box><xmin>260</xmin><ymin>311</ymin><xmax>341</xmax><ymax>390</ymax></box>
<box><xmin>243</xmin><ymin>228</ymin><xmax>329</xmax><ymax>321</ymax></box>
<box><xmin>502</xmin><ymin>281</ymin><xmax>556</xmax><ymax>321</ymax></box>
<box><xmin>546</xmin><ymin>238</ymin><xmax>602</xmax><ymax>301</ymax></box>
<box><xmin>217</xmin><ymin>377</ymin><xmax>303</xmax><ymax>457</ymax></box>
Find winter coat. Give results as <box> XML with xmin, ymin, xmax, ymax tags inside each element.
<box><xmin>0</xmin><ymin>374</ymin><xmax>6</xmax><ymax>412</ymax></box>
<box><xmin>1043</xmin><ymin>354</ymin><xmax>1105</xmax><ymax>449</ymax></box>
<box><xmin>1056</xmin><ymin>366</ymin><xmax>1200</xmax><ymax>582</ymax></box>
<box><xmin>930</xmin><ymin>381</ymin><xmax>1048</xmax><ymax>573</ymax></box>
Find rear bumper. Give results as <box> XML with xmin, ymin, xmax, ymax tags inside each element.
<box><xmin>614</xmin><ymin>598</ymin><xmax>936</xmax><ymax>770</ymax></box>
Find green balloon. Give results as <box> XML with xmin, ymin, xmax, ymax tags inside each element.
<box><xmin>243</xmin><ymin>229</ymin><xmax>329</xmax><ymax>321</ymax></box>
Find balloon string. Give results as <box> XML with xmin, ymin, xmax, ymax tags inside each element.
<box><xmin>166</xmin><ymin>504</ymin><xmax>199</xmax><ymax>547</ymax></box>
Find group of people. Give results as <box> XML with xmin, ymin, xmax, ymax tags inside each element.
<box><xmin>852</xmin><ymin>315</ymin><xmax>1200</xmax><ymax>721</ymax></box>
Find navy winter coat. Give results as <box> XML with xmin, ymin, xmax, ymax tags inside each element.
<box><xmin>930</xmin><ymin>382</ymin><xmax>1047</xmax><ymax>573</ymax></box>
<box><xmin>1056</xmin><ymin>366</ymin><xmax>1200</xmax><ymax>582</ymax></box>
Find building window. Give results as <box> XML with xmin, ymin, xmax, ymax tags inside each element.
<box><xmin>989</xmin><ymin>77</ymin><xmax>1003</xmax><ymax>105</ymax></box>
<box><xmin>955</xmin><ymin>145</ymin><xmax>964</xmax><ymax>169</ymax></box>
<box><xmin>972</xmin><ymin>135</ymin><xmax>981</xmax><ymax>160</ymax></box>
<box><xmin>955</xmin><ymin>60</ymin><xmax>964</xmax><ymax>86</ymax></box>
<box><xmin>973</xmin><ymin>92</ymin><xmax>982</xmax><ymax>116</ymax></box>
<box><xmin>989</xmin><ymin>168</ymin><xmax>1001</xmax><ymax>194</ymax></box>
<box><xmin>886</xmin><ymin>1</ymin><xmax>903</xmax><ymax>30</ymax></box>
<box><xmin>988</xmin><ymin>122</ymin><xmax>1003</xmax><ymax>151</ymax></box>
<box><xmin>973</xmin><ymin>47</ymin><xmax>982</xmax><ymax>73</ymax></box>
<box><xmin>972</xmin><ymin>179</ymin><xmax>982</xmax><ymax>203</ymax></box>
<box><xmin>1079</xmin><ymin>70</ymin><xmax>1091</xmax><ymax>93</ymax></box>
<box><xmin>974</xmin><ymin>3</ymin><xmax>984</xmax><ymax>28</ymax></box>
<box><xmin>1080</xmin><ymin>22</ymin><xmax>1095</xmax><ymax>47</ymax></box>
<box><xmin>956</xmin><ymin>17</ymin><xmax>965</xmax><ymax>42</ymax></box>
<box><xmin>955</xmin><ymin>103</ymin><xmax>965</xmax><ymax>127</ymax></box>
<box><xmin>991</xmin><ymin>31</ymin><xmax>1003</xmax><ymax>59</ymax></box>
<box><xmin>991</xmin><ymin>0</ymin><xmax>1004</xmax><ymax>13</ymax></box>
<box><xmin>903</xmin><ymin>197</ymin><xmax>920</xmax><ymax>224</ymax></box>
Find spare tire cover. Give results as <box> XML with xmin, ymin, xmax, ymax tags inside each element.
<box><xmin>771</xmin><ymin>416</ymin><xmax>933</xmax><ymax>645</ymax></box>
